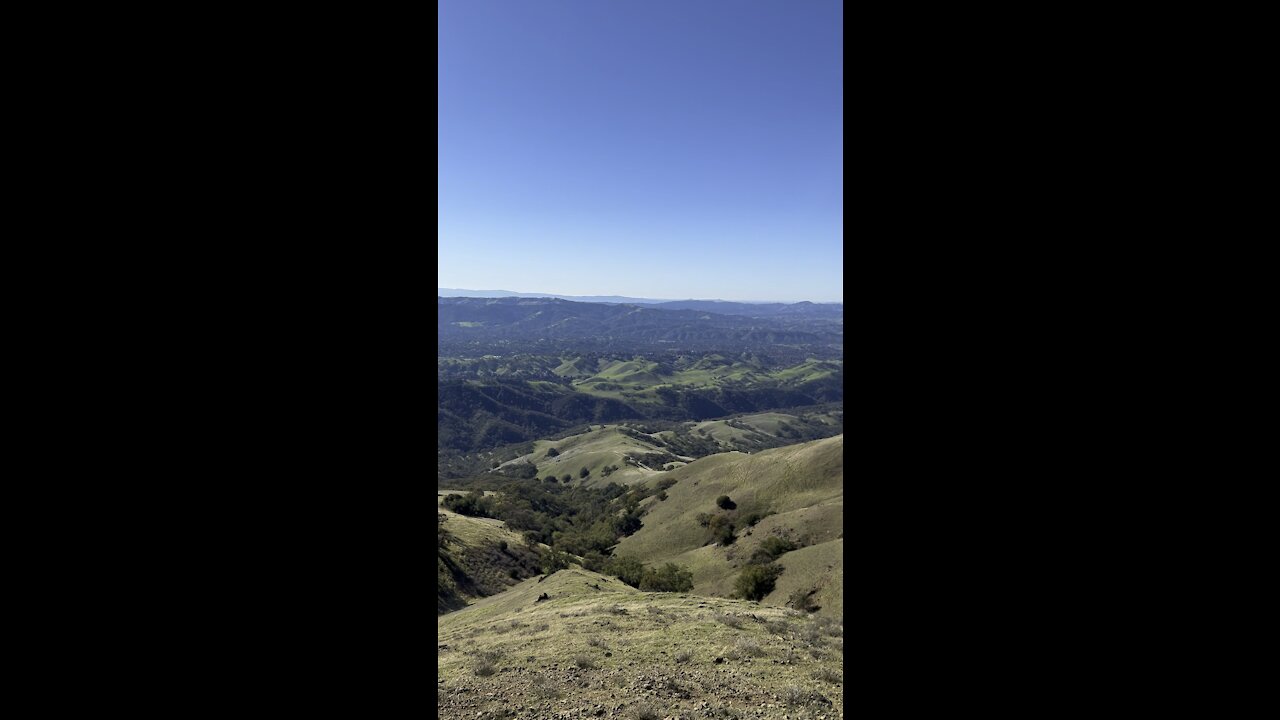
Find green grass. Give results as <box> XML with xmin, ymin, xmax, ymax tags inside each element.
<box><xmin>769</xmin><ymin>538</ymin><xmax>844</xmax><ymax>616</ymax></box>
<box><xmin>611</xmin><ymin>435</ymin><xmax>843</xmax><ymax>613</ymax></box>
<box><xmin>437</xmin><ymin>505</ymin><xmax>526</xmax><ymax>548</ymax></box>
<box><xmin>565</xmin><ymin>358</ymin><xmax>841</xmax><ymax>403</ymax></box>
<box><xmin>494</xmin><ymin>426</ymin><xmax>675</xmax><ymax>487</ymax></box>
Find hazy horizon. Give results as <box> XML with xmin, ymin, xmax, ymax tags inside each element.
<box><xmin>437</xmin><ymin>286</ymin><xmax>841</xmax><ymax>304</ymax></box>
<box><xmin>439</xmin><ymin>0</ymin><xmax>842</xmax><ymax>304</ymax></box>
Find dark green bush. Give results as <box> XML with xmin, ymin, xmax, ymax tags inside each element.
<box><xmin>442</xmin><ymin>490</ymin><xmax>491</xmax><ymax>518</ymax></box>
<box><xmin>639</xmin><ymin>563</ymin><xmax>694</xmax><ymax>592</ymax></box>
<box><xmin>605</xmin><ymin>556</ymin><xmax>646</xmax><ymax>588</ymax></box>
<box><xmin>540</xmin><ymin>548</ymin><xmax>571</xmax><ymax>574</ymax></box>
<box><xmin>581</xmin><ymin>551</ymin><xmax>609</xmax><ymax>573</ymax></box>
<box><xmin>707</xmin><ymin>515</ymin><xmax>736</xmax><ymax>546</ymax></box>
<box><xmin>735</xmin><ymin>562</ymin><xmax>783</xmax><ymax>601</ymax></box>
<box><xmin>749</xmin><ymin>536</ymin><xmax>797</xmax><ymax>564</ymax></box>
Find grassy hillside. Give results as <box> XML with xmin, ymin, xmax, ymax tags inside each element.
<box><xmin>438</xmin><ymin>497</ymin><xmax>545</xmax><ymax>614</ymax></box>
<box><xmin>614</xmin><ymin>435</ymin><xmax>843</xmax><ymax>615</ymax></box>
<box><xmin>438</xmin><ymin>350</ymin><xmax>842</xmax><ymax>470</ymax></box>
<box><xmin>438</xmin><ymin>566</ymin><xmax>844</xmax><ymax>719</ymax></box>
<box><xmin>494</xmin><ymin>425</ymin><xmax>685</xmax><ymax>487</ymax></box>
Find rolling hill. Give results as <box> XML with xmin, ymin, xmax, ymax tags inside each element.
<box><xmin>493</xmin><ymin>425</ymin><xmax>687</xmax><ymax>487</ymax></box>
<box><xmin>615</xmin><ymin>435</ymin><xmax>844</xmax><ymax>616</ymax></box>
<box><xmin>437</xmin><ymin>566</ymin><xmax>844</xmax><ymax>719</ymax></box>
<box><xmin>438</xmin><ymin>492</ymin><xmax>546</xmax><ymax>613</ymax></box>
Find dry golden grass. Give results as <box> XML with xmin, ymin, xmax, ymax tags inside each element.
<box><xmin>437</xmin><ymin>566</ymin><xmax>843</xmax><ymax>718</ymax></box>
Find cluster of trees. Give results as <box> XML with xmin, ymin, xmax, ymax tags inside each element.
<box><xmin>584</xmin><ymin>556</ymin><xmax>693</xmax><ymax>592</ymax></box>
<box><xmin>439</xmin><ymin>476</ymin><xmax>696</xmax><ymax>593</ymax></box>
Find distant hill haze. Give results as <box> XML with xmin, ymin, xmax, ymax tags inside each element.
<box><xmin>438</xmin><ymin>289</ymin><xmax>842</xmax><ymax>317</ymax></box>
<box><xmin>438</xmin><ymin>297</ymin><xmax>843</xmax><ymax>350</ymax></box>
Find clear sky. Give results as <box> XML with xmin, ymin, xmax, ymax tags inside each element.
<box><xmin>438</xmin><ymin>0</ymin><xmax>842</xmax><ymax>303</ymax></box>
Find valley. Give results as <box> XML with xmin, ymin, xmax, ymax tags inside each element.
<box><xmin>438</xmin><ymin>294</ymin><xmax>844</xmax><ymax>719</ymax></box>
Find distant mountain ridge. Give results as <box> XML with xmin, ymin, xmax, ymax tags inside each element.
<box><xmin>438</xmin><ymin>289</ymin><xmax>842</xmax><ymax>318</ymax></box>
<box><xmin>438</xmin><ymin>296</ymin><xmax>842</xmax><ymax>351</ymax></box>
<box><xmin>439</xmin><ymin>288</ymin><xmax>673</xmax><ymax>304</ymax></box>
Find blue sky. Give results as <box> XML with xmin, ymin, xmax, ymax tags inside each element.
<box><xmin>438</xmin><ymin>0</ymin><xmax>842</xmax><ymax>303</ymax></box>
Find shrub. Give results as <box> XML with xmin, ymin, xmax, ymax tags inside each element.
<box><xmin>579</xmin><ymin>467</ymin><xmax>590</xmax><ymax>478</ymax></box>
<box><xmin>764</xmin><ymin>620</ymin><xmax>792</xmax><ymax>635</ymax></box>
<box><xmin>540</xmin><ymin>548</ymin><xmax>571</xmax><ymax>574</ymax></box>
<box><xmin>675</xmin><ymin>650</ymin><xmax>691</xmax><ymax>663</ymax></box>
<box><xmin>706</xmin><ymin>515</ymin><xmax>736</xmax><ymax>546</ymax></box>
<box><xmin>713</xmin><ymin>613</ymin><xmax>744</xmax><ymax>629</ymax></box>
<box><xmin>749</xmin><ymin>536</ymin><xmax>797</xmax><ymax>564</ymax></box>
<box><xmin>656</xmin><ymin>491</ymin><xmax>667</xmax><ymax>501</ymax></box>
<box><xmin>783</xmin><ymin>686</ymin><xmax>827</xmax><ymax>707</ymax></box>
<box><xmin>442</xmin><ymin>490</ymin><xmax>491</xmax><ymax>518</ymax></box>
<box><xmin>581</xmin><ymin>551</ymin><xmax>609</xmax><ymax>573</ymax></box>
<box><xmin>813</xmin><ymin>668</ymin><xmax>842</xmax><ymax>684</ymax></box>
<box><xmin>587</xmin><ymin>637</ymin><xmax>605</xmax><ymax>648</ymax></box>
<box><xmin>632</xmin><ymin>706</ymin><xmax>660</xmax><ymax>720</ymax></box>
<box><xmin>656</xmin><ymin>477</ymin><xmax>678</xmax><ymax>491</ymax></box>
<box><xmin>716</xmin><ymin>495</ymin><xmax>735</xmax><ymax>510</ymax></box>
<box><xmin>800</xmin><ymin>624</ymin><xmax>826</xmax><ymax>648</ymax></box>
<box><xmin>735</xmin><ymin>562</ymin><xmax>783</xmax><ymax>601</ymax></box>
<box><xmin>498</xmin><ymin>540</ymin><xmax>508</xmax><ymax>551</ymax></box>
<box><xmin>735</xmin><ymin>638</ymin><xmax>765</xmax><ymax>657</ymax></box>
<box><xmin>639</xmin><ymin>563</ymin><xmax>694</xmax><ymax>593</ymax></box>
<box><xmin>759</xmin><ymin>536</ymin><xmax>796</xmax><ymax>557</ymax></box>
<box><xmin>546</xmin><ymin>447</ymin><xmax>559</xmax><ymax>457</ymax></box>
<box><xmin>561</xmin><ymin>474</ymin><xmax>571</xmax><ymax>483</ymax></box>
<box><xmin>605</xmin><ymin>556</ymin><xmax>646</xmax><ymax>588</ymax></box>
<box><xmin>474</xmin><ymin>660</ymin><xmax>495</xmax><ymax>676</ymax></box>
<box><xmin>573</xmin><ymin>654</ymin><xmax>595</xmax><ymax>669</ymax></box>
<box><xmin>695</xmin><ymin>512</ymin><xmax>712</xmax><ymax>527</ymax></box>
<box><xmin>789</xmin><ymin>589</ymin><xmax>819</xmax><ymax>613</ymax></box>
